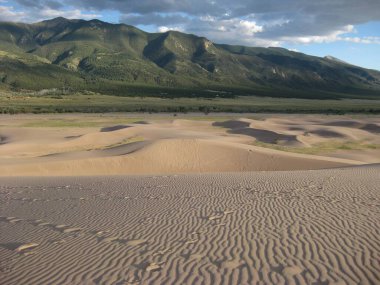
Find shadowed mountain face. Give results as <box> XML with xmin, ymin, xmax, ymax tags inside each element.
<box><xmin>0</xmin><ymin>17</ymin><xmax>380</xmax><ymax>98</ymax></box>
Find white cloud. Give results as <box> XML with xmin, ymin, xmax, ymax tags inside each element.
<box><xmin>0</xmin><ymin>5</ymin><xmax>26</xmax><ymax>22</ymax></box>
<box><xmin>200</xmin><ymin>15</ymin><xmax>216</xmax><ymax>22</ymax></box>
<box><xmin>185</xmin><ymin>15</ymin><xmax>265</xmax><ymax>45</ymax></box>
<box><xmin>275</xmin><ymin>25</ymin><xmax>380</xmax><ymax>46</ymax></box>
<box><xmin>3</xmin><ymin>0</ymin><xmax>380</xmax><ymax>48</ymax></box>
<box><xmin>279</xmin><ymin>25</ymin><xmax>355</xmax><ymax>44</ymax></box>
<box><xmin>37</xmin><ymin>8</ymin><xmax>101</xmax><ymax>20</ymax></box>
<box><xmin>157</xmin><ymin>26</ymin><xmax>170</xmax><ymax>32</ymax></box>
<box><xmin>198</xmin><ymin>15</ymin><xmax>263</xmax><ymax>35</ymax></box>
<box><xmin>157</xmin><ymin>26</ymin><xmax>183</xmax><ymax>32</ymax></box>
<box><xmin>236</xmin><ymin>20</ymin><xmax>263</xmax><ymax>35</ymax></box>
<box><xmin>342</xmin><ymin>36</ymin><xmax>380</xmax><ymax>44</ymax></box>
<box><xmin>0</xmin><ymin>3</ymin><xmax>101</xmax><ymax>23</ymax></box>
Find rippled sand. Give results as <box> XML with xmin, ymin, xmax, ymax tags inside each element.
<box><xmin>1</xmin><ymin>165</ymin><xmax>379</xmax><ymax>285</ymax></box>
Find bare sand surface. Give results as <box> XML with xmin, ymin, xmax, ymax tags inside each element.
<box><xmin>0</xmin><ymin>165</ymin><xmax>379</xmax><ymax>285</ymax></box>
<box><xmin>1</xmin><ymin>114</ymin><xmax>380</xmax><ymax>176</ymax></box>
<box><xmin>1</xmin><ymin>114</ymin><xmax>379</xmax><ymax>285</ymax></box>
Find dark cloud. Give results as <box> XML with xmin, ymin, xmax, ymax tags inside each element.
<box><xmin>67</xmin><ymin>0</ymin><xmax>224</xmax><ymax>15</ymax></box>
<box><xmin>120</xmin><ymin>12</ymin><xmax>191</xmax><ymax>27</ymax></box>
<box><xmin>15</xmin><ymin>0</ymin><xmax>43</xmax><ymax>8</ymax></box>
<box><xmin>45</xmin><ymin>0</ymin><xmax>64</xmax><ymax>9</ymax></box>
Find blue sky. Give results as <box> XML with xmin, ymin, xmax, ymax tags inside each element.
<box><xmin>1</xmin><ymin>0</ymin><xmax>379</xmax><ymax>70</ymax></box>
<box><xmin>284</xmin><ymin>22</ymin><xmax>380</xmax><ymax>70</ymax></box>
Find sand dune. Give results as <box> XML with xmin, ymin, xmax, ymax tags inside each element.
<box><xmin>213</xmin><ymin>120</ymin><xmax>251</xmax><ymax>129</ymax></box>
<box><xmin>1</xmin><ymin>114</ymin><xmax>380</xmax><ymax>175</ymax></box>
<box><xmin>0</xmin><ymin>165</ymin><xmax>379</xmax><ymax>284</ymax></box>
<box><xmin>0</xmin><ymin>138</ymin><xmax>360</xmax><ymax>176</ymax></box>
<box><xmin>231</xmin><ymin>127</ymin><xmax>300</xmax><ymax>145</ymax></box>
<box><xmin>322</xmin><ymin>120</ymin><xmax>380</xmax><ymax>133</ymax></box>
<box><xmin>308</xmin><ymin>129</ymin><xmax>348</xmax><ymax>138</ymax></box>
<box><xmin>214</xmin><ymin>119</ymin><xmax>301</xmax><ymax>145</ymax></box>
<box><xmin>0</xmin><ymin>135</ymin><xmax>9</xmax><ymax>145</ymax></box>
<box><xmin>217</xmin><ymin>117</ymin><xmax>380</xmax><ymax>151</ymax></box>
<box><xmin>40</xmin><ymin>141</ymin><xmax>150</xmax><ymax>159</ymax></box>
<box><xmin>100</xmin><ymin>125</ymin><xmax>131</xmax><ymax>132</ymax></box>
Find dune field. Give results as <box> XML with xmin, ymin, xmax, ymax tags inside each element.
<box><xmin>0</xmin><ymin>113</ymin><xmax>380</xmax><ymax>285</ymax></box>
<box><xmin>1</xmin><ymin>113</ymin><xmax>380</xmax><ymax>176</ymax></box>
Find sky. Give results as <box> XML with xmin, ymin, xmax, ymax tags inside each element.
<box><xmin>0</xmin><ymin>0</ymin><xmax>379</xmax><ymax>70</ymax></box>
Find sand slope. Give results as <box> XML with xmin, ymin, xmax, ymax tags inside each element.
<box><xmin>0</xmin><ymin>165</ymin><xmax>379</xmax><ymax>284</ymax></box>
<box><xmin>0</xmin><ymin>138</ymin><xmax>360</xmax><ymax>176</ymax></box>
<box><xmin>2</xmin><ymin>114</ymin><xmax>380</xmax><ymax>176</ymax></box>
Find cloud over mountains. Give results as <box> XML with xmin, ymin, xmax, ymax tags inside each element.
<box><xmin>1</xmin><ymin>0</ymin><xmax>380</xmax><ymax>46</ymax></box>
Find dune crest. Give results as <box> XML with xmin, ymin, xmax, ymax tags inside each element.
<box><xmin>0</xmin><ymin>138</ymin><xmax>360</xmax><ymax>176</ymax></box>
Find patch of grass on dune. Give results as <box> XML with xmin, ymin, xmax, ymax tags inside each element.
<box><xmin>252</xmin><ymin>140</ymin><xmax>380</xmax><ymax>155</ymax></box>
<box><xmin>22</xmin><ymin>118</ymin><xmax>145</xmax><ymax>128</ymax></box>
<box><xmin>183</xmin><ymin>115</ymin><xmax>265</xmax><ymax>121</ymax></box>
<box><xmin>23</xmin><ymin>120</ymin><xmax>105</xmax><ymax>128</ymax></box>
<box><xmin>180</xmin><ymin>116</ymin><xmax>241</xmax><ymax>121</ymax></box>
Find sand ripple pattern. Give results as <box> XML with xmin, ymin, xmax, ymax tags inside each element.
<box><xmin>0</xmin><ymin>166</ymin><xmax>379</xmax><ymax>284</ymax></box>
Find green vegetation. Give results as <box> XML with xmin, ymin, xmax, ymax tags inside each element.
<box><xmin>253</xmin><ymin>140</ymin><xmax>380</xmax><ymax>155</ymax></box>
<box><xmin>1</xmin><ymin>91</ymin><xmax>380</xmax><ymax>114</ymax></box>
<box><xmin>0</xmin><ymin>17</ymin><xmax>380</xmax><ymax>101</ymax></box>
<box><xmin>21</xmin><ymin>116</ymin><xmax>144</xmax><ymax>127</ymax></box>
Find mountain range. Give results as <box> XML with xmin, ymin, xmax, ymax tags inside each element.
<box><xmin>0</xmin><ymin>17</ymin><xmax>380</xmax><ymax>99</ymax></box>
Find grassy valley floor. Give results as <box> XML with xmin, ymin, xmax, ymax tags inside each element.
<box><xmin>1</xmin><ymin>91</ymin><xmax>380</xmax><ymax>114</ymax></box>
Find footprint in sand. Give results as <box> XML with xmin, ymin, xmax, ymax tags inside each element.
<box><xmin>92</xmin><ymin>230</ymin><xmax>109</xmax><ymax>237</ymax></box>
<box><xmin>2</xmin><ymin>217</ymin><xmax>31</xmax><ymax>224</ymax></box>
<box><xmin>145</xmin><ymin>262</ymin><xmax>163</xmax><ymax>272</ymax></box>
<box><xmin>125</xmin><ymin>239</ymin><xmax>148</xmax><ymax>246</ymax></box>
<box><xmin>50</xmin><ymin>239</ymin><xmax>66</xmax><ymax>245</ymax></box>
<box><xmin>15</xmin><ymin>243</ymin><xmax>39</xmax><ymax>253</ymax></box>
<box><xmin>185</xmin><ymin>253</ymin><xmax>204</xmax><ymax>261</ymax></box>
<box><xmin>62</xmin><ymin>227</ymin><xmax>82</xmax><ymax>234</ymax></box>
<box><xmin>2</xmin><ymin>217</ymin><xmax>15</xmax><ymax>221</ymax></box>
<box><xmin>30</xmin><ymin>220</ymin><xmax>83</xmax><ymax>234</ymax></box>
<box><xmin>217</xmin><ymin>258</ymin><xmax>245</xmax><ymax>270</ymax></box>
<box><xmin>10</xmin><ymin>219</ymin><xmax>24</xmax><ymax>223</ymax></box>
<box><xmin>153</xmin><ymin>248</ymin><xmax>172</xmax><ymax>256</ymax></box>
<box><xmin>208</xmin><ymin>210</ymin><xmax>235</xmax><ymax>221</ymax></box>
<box><xmin>101</xmin><ymin>236</ymin><xmax>121</xmax><ymax>243</ymax></box>
<box><xmin>208</xmin><ymin>215</ymin><xmax>224</xmax><ymax>221</ymax></box>
<box><xmin>282</xmin><ymin>265</ymin><xmax>303</xmax><ymax>277</ymax></box>
<box><xmin>190</xmin><ymin>229</ymin><xmax>206</xmax><ymax>235</ymax></box>
<box><xmin>184</xmin><ymin>239</ymin><xmax>198</xmax><ymax>245</ymax></box>
<box><xmin>36</xmin><ymin>222</ymin><xmax>51</xmax><ymax>227</ymax></box>
<box><xmin>54</xmin><ymin>224</ymin><xmax>68</xmax><ymax>228</ymax></box>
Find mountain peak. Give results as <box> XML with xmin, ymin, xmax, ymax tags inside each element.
<box><xmin>35</xmin><ymin>17</ymin><xmax>84</xmax><ymax>27</ymax></box>
<box><xmin>324</xmin><ymin>55</ymin><xmax>349</xmax><ymax>64</ymax></box>
<box><xmin>41</xmin><ymin>17</ymin><xmax>71</xmax><ymax>23</ymax></box>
